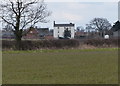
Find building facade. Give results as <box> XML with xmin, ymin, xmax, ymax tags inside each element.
<box><xmin>53</xmin><ymin>21</ymin><xmax>75</xmax><ymax>39</ymax></box>
<box><xmin>37</xmin><ymin>28</ymin><xmax>49</xmax><ymax>38</ymax></box>
<box><xmin>23</xmin><ymin>27</ymin><xmax>53</xmax><ymax>40</ymax></box>
<box><xmin>23</xmin><ymin>27</ymin><xmax>39</xmax><ymax>39</ymax></box>
<box><xmin>113</xmin><ymin>30</ymin><xmax>120</xmax><ymax>38</ymax></box>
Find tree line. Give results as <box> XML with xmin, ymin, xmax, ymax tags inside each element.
<box><xmin>76</xmin><ymin>18</ymin><xmax>120</xmax><ymax>39</ymax></box>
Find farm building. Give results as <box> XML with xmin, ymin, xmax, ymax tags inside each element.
<box><xmin>23</xmin><ymin>27</ymin><xmax>53</xmax><ymax>39</ymax></box>
<box><xmin>113</xmin><ymin>29</ymin><xmax>120</xmax><ymax>38</ymax></box>
<box><xmin>112</xmin><ymin>21</ymin><xmax>120</xmax><ymax>38</ymax></box>
<box><xmin>37</xmin><ymin>28</ymin><xmax>49</xmax><ymax>38</ymax></box>
<box><xmin>53</xmin><ymin>21</ymin><xmax>75</xmax><ymax>39</ymax></box>
<box><xmin>23</xmin><ymin>27</ymin><xmax>39</xmax><ymax>39</ymax></box>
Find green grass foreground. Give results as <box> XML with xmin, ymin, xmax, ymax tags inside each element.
<box><xmin>2</xmin><ymin>48</ymin><xmax>118</xmax><ymax>84</ymax></box>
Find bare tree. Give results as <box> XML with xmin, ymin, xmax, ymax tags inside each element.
<box><xmin>88</xmin><ymin>18</ymin><xmax>111</xmax><ymax>38</ymax></box>
<box><xmin>0</xmin><ymin>0</ymin><xmax>51</xmax><ymax>50</ymax></box>
<box><xmin>86</xmin><ymin>24</ymin><xmax>93</xmax><ymax>32</ymax></box>
<box><xmin>76</xmin><ymin>26</ymin><xmax>84</xmax><ymax>32</ymax></box>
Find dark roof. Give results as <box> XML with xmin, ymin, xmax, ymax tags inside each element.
<box><xmin>111</xmin><ymin>21</ymin><xmax>120</xmax><ymax>31</ymax></box>
<box><xmin>54</xmin><ymin>23</ymin><xmax>74</xmax><ymax>27</ymax></box>
<box><xmin>37</xmin><ymin>28</ymin><xmax>49</xmax><ymax>30</ymax></box>
<box><xmin>37</xmin><ymin>28</ymin><xmax>49</xmax><ymax>31</ymax></box>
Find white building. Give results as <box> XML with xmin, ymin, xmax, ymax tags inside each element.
<box><xmin>53</xmin><ymin>21</ymin><xmax>75</xmax><ymax>39</ymax></box>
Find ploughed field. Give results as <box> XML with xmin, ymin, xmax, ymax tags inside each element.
<box><xmin>2</xmin><ymin>48</ymin><xmax>118</xmax><ymax>84</ymax></box>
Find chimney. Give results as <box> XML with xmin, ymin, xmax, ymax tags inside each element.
<box><xmin>54</xmin><ymin>21</ymin><xmax>55</xmax><ymax>26</ymax></box>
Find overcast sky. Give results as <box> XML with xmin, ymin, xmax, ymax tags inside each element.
<box><xmin>38</xmin><ymin>2</ymin><xmax>118</xmax><ymax>29</ymax></box>
<box><xmin>0</xmin><ymin>0</ymin><xmax>119</xmax><ymax>30</ymax></box>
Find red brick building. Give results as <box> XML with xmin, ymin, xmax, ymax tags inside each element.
<box><xmin>23</xmin><ymin>27</ymin><xmax>39</xmax><ymax>39</ymax></box>
<box><xmin>23</xmin><ymin>27</ymin><xmax>54</xmax><ymax>40</ymax></box>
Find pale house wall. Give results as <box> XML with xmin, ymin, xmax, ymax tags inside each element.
<box><xmin>58</xmin><ymin>27</ymin><xmax>64</xmax><ymax>38</ymax></box>
<box><xmin>53</xmin><ymin>22</ymin><xmax>75</xmax><ymax>39</ymax></box>
<box><xmin>54</xmin><ymin>27</ymin><xmax>58</xmax><ymax>38</ymax></box>
<box><xmin>71</xmin><ymin>26</ymin><xmax>74</xmax><ymax>39</ymax></box>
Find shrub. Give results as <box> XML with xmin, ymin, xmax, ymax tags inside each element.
<box><xmin>84</xmin><ymin>38</ymin><xmax>119</xmax><ymax>47</ymax></box>
<box><xmin>2</xmin><ymin>39</ymin><xmax>80</xmax><ymax>50</ymax></box>
<box><xmin>2</xmin><ymin>38</ymin><xmax>119</xmax><ymax>50</ymax></box>
<box><xmin>2</xmin><ymin>40</ymin><xmax>16</xmax><ymax>50</ymax></box>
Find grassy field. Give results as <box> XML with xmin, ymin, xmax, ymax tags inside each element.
<box><xmin>2</xmin><ymin>48</ymin><xmax>118</xmax><ymax>84</ymax></box>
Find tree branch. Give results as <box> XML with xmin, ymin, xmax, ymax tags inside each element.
<box><xmin>9</xmin><ymin>0</ymin><xmax>18</xmax><ymax>16</ymax></box>
<box><xmin>1</xmin><ymin>16</ymin><xmax>16</xmax><ymax>29</ymax></box>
